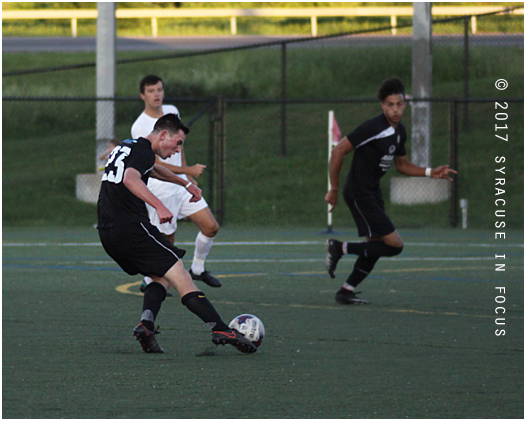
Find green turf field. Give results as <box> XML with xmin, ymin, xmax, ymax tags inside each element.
<box><xmin>3</xmin><ymin>225</ymin><xmax>523</xmax><ymax>418</ymax></box>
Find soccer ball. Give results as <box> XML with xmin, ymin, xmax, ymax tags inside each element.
<box><xmin>229</xmin><ymin>314</ymin><xmax>265</xmax><ymax>348</ymax></box>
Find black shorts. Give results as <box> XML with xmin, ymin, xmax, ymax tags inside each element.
<box><xmin>98</xmin><ymin>221</ymin><xmax>186</xmax><ymax>278</ymax></box>
<box><xmin>343</xmin><ymin>190</ymin><xmax>396</xmax><ymax>238</ymax></box>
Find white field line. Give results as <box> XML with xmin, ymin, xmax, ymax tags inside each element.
<box><xmin>3</xmin><ymin>241</ymin><xmax>523</xmax><ymax>247</ymax></box>
<box><xmin>197</xmin><ymin>257</ymin><xmax>497</xmax><ymax>263</ymax></box>
<box><xmin>83</xmin><ymin>256</ymin><xmax>496</xmax><ymax>265</ymax></box>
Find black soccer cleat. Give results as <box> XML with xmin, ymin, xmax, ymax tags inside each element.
<box><xmin>189</xmin><ymin>269</ymin><xmax>222</xmax><ymax>288</ymax></box>
<box><xmin>212</xmin><ymin>328</ymin><xmax>257</xmax><ymax>354</ymax></box>
<box><xmin>325</xmin><ymin>239</ymin><xmax>343</xmax><ymax>278</ymax></box>
<box><xmin>133</xmin><ymin>323</ymin><xmax>165</xmax><ymax>353</ymax></box>
<box><xmin>335</xmin><ymin>290</ymin><xmax>370</xmax><ymax>305</ymax></box>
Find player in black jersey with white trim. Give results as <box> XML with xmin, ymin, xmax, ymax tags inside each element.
<box><xmin>325</xmin><ymin>78</ymin><xmax>456</xmax><ymax>305</ymax></box>
<box><xmin>97</xmin><ymin>114</ymin><xmax>256</xmax><ymax>353</ymax></box>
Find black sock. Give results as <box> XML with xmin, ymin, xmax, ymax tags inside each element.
<box><xmin>346</xmin><ymin>255</ymin><xmax>380</xmax><ymax>288</ymax></box>
<box><xmin>141</xmin><ymin>282</ymin><xmax>167</xmax><ymax>331</ymax></box>
<box><xmin>346</xmin><ymin>242</ymin><xmax>367</xmax><ymax>255</ymax></box>
<box><xmin>347</xmin><ymin>241</ymin><xmax>403</xmax><ymax>258</ymax></box>
<box><xmin>181</xmin><ymin>291</ymin><xmax>229</xmax><ymax>331</ymax></box>
<box><xmin>363</xmin><ymin>241</ymin><xmax>403</xmax><ymax>258</ymax></box>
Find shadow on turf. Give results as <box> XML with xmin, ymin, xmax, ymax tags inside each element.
<box><xmin>196</xmin><ymin>347</ymin><xmax>261</xmax><ymax>357</ymax></box>
<box><xmin>195</xmin><ymin>350</ymin><xmax>220</xmax><ymax>357</ymax></box>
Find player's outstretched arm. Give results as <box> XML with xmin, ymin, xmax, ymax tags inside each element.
<box><xmin>394</xmin><ymin>156</ymin><xmax>457</xmax><ymax>180</ymax></box>
<box><xmin>325</xmin><ymin>137</ymin><xmax>354</xmax><ymax>212</ymax></box>
<box><xmin>151</xmin><ymin>164</ymin><xmax>188</xmax><ymax>185</ymax></box>
<box><xmin>179</xmin><ymin>145</ymin><xmax>201</xmax><ymax>185</ymax></box>
<box><xmin>430</xmin><ymin>165</ymin><xmax>457</xmax><ymax>181</ymax></box>
<box><xmin>151</xmin><ymin>164</ymin><xmax>202</xmax><ymax>202</ymax></box>
<box><xmin>185</xmin><ymin>184</ymin><xmax>202</xmax><ymax>203</ymax></box>
<box><xmin>123</xmin><ymin>168</ymin><xmax>173</xmax><ymax>223</ymax></box>
<box><xmin>154</xmin><ymin>155</ymin><xmax>206</xmax><ymax>179</ymax></box>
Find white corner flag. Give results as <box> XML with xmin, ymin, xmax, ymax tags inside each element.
<box><xmin>325</xmin><ymin>111</ymin><xmax>342</xmax><ymax>233</ymax></box>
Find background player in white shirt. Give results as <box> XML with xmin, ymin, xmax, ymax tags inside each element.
<box><xmin>131</xmin><ymin>75</ymin><xmax>221</xmax><ymax>290</ymax></box>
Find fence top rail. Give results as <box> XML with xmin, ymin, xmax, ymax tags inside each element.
<box><xmin>225</xmin><ymin>97</ymin><xmax>525</xmax><ymax>104</ymax></box>
<box><xmin>0</xmin><ymin>96</ymin><xmax>215</xmax><ymax>102</ymax></box>
<box><xmin>3</xmin><ymin>96</ymin><xmax>524</xmax><ymax>104</ymax></box>
<box><xmin>2</xmin><ymin>6</ymin><xmax>523</xmax><ymax>19</ymax></box>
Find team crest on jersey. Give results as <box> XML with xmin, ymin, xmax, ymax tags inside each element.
<box><xmin>389</xmin><ymin>145</ymin><xmax>396</xmax><ymax>154</ymax></box>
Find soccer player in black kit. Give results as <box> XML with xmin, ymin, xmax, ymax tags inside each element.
<box><xmin>325</xmin><ymin>78</ymin><xmax>456</xmax><ymax>305</ymax></box>
<box><xmin>97</xmin><ymin>114</ymin><xmax>256</xmax><ymax>353</ymax></box>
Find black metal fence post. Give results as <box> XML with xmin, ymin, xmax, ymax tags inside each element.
<box><xmin>449</xmin><ymin>96</ymin><xmax>459</xmax><ymax>228</ymax></box>
<box><xmin>216</xmin><ymin>95</ymin><xmax>226</xmax><ymax>225</ymax></box>
<box><xmin>463</xmin><ymin>16</ymin><xmax>470</xmax><ymax>132</ymax></box>
<box><xmin>208</xmin><ymin>99</ymin><xmax>216</xmax><ymax>215</ymax></box>
<box><xmin>281</xmin><ymin>41</ymin><xmax>287</xmax><ymax>156</ymax></box>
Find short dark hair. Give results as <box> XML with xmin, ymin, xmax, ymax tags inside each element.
<box><xmin>140</xmin><ymin>74</ymin><xmax>164</xmax><ymax>94</ymax></box>
<box><xmin>377</xmin><ymin>78</ymin><xmax>405</xmax><ymax>102</ymax></box>
<box><xmin>152</xmin><ymin>113</ymin><xmax>190</xmax><ymax>135</ymax></box>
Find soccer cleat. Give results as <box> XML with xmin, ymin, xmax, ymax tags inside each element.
<box><xmin>212</xmin><ymin>328</ymin><xmax>257</xmax><ymax>354</ymax></box>
<box><xmin>335</xmin><ymin>290</ymin><xmax>370</xmax><ymax>305</ymax></box>
<box><xmin>140</xmin><ymin>280</ymin><xmax>174</xmax><ymax>297</ymax></box>
<box><xmin>189</xmin><ymin>269</ymin><xmax>222</xmax><ymax>288</ymax></box>
<box><xmin>133</xmin><ymin>323</ymin><xmax>165</xmax><ymax>353</ymax></box>
<box><xmin>325</xmin><ymin>239</ymin><xmax>343</xmax><ymax>278</ymax></box>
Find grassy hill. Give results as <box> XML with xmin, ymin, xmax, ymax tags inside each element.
<box><xmin>2</xmin><ymin>41</ymin><xmax>523</xmax><ymax>228</ymax></box>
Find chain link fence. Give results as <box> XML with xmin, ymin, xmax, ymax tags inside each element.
<box><xmin>222</xmin><ymin>98</ymin><xmax>450</xmax><ymax>229</ymax></box>
<box><xmin>3</xmin><ymin>8</ymin><xmax>523</xmax><ymax>228</ymax></box>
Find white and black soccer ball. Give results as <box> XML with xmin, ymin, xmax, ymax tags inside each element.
<box><xmin>229</xmin><ymin>314</ymin><xmax>265</xmax><ymax>348</ymax></box>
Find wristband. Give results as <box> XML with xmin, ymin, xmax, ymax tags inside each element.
<box><xmin>425</xmin><ymin>168</ymin><xmax>432</xmax><ymax>177</ymax></box>
<box><xmin>185</xmin><ymin>182</ymin><xmax>193</xmax><ymax>189</ymax></box>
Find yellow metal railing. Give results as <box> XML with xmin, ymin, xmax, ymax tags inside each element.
<box><xmin>2</xmin><ymin>6</ymin><xmax>523</xmax><ymax>37</ymax></box>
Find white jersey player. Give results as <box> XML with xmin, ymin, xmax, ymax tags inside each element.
<box><xmin>131</xmin><ymin>75</ymin><xmax>222</xmax><ymax>289</ymax></box>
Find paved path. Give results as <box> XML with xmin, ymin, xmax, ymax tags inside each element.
<box><xmin>3</xmin><ymin>35</ymin><xmax>306</xmax><ymax>52</ymax></box>
<box><xmin>3</xmin><ymin>34</ymin><xmax>523</xmax><ymax>52</ymax></box>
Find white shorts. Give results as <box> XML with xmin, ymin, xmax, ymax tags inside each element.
<box><xmin>146</xmin><ymin>189</ymin><xmax>209</xmax><ymax>235</ymax></box>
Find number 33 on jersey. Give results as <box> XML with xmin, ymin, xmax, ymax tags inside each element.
<box><xmin>103</xmin><ymin>145</ymin><xmax>132</xmax><ymax>184</ymax></box>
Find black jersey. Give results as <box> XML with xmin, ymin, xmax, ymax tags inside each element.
<box><xmin>97</xmin><ymin>137</ymin><xmax>155</xmax><ymax>228</ymax></box>
<box><xmin>344</xmin><ymin>113</ymin><xmax>407</xmax><ymax>197</ymax></box>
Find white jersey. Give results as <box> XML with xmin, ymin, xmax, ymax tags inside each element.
<box><xmin>131</xmin><ymin>104</ymin><xmax>186</xmax><ymax>198</ymax></box>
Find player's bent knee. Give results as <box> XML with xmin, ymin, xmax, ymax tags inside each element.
<box><xmin>201</xmin><ymin>220</ymin><xmax>219</xmax><ymax>237</ymax></box>
<box><xmin>383</xmin><ymin>244</ymin><xmax>403</xmax><ymax>257</ymax></box>
<box><xmin>388</xmin><ymin>239</ymin><xmax>404</xmax><ymax>249</ymax></box>
<box><xmin>392</xmin><ymin>245</ymin><xmax>403</xmax><ymax>256</ymax></box>
<box><xmin>192</xmin><ymin>209</ymin><xmax>220</xmax><ymax>237</ymax></box>
<box><xmin>149</xmin><ymin>276</ymin><xmax>170</xmax><ymax>291</ymax></box>
<box><xmin>207</xmin><ymin>223</ymin><xmax>219</xmax><ymax>237</ymax></box>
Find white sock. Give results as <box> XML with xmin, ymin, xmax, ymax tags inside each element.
<box><xmin>342</xmin><ymin>242</ymin><xmax>348</xmax><ymax>255</ymax></box>
<box><xmin>191</xmin><ymin>232</ymin><xmax>215</xmax><ymax>275</ymax></box>
<box><xmin>143</xmin><ymin>276</ymin><xmax>153</xmax><ymax>285</ymax></box>
<box><xmin>342</xmin><ymin>282</ymin><xmax>355</xmax><ymax>291</ymax></box>
<box><xmin>191</xmin><ymin>258</ymin><xmax>206</xmax><ymax>276</ymax></box>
